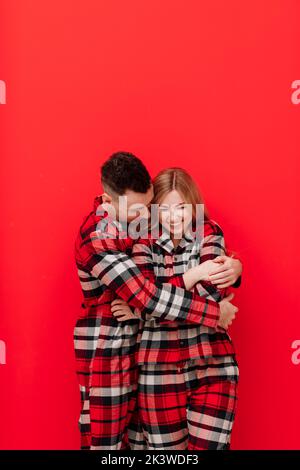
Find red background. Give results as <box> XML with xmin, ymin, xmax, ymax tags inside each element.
<box><xmin>1</xmin><ymin>0</ymin><xmax>300</xmax><ymax>449</ymax></box>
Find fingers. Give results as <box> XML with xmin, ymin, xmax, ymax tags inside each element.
<box><xmin>209</xmin><ymin>264</ymin><xmax>229</xmax><ymax>275</ymax></box>
<box><xmin>213</xmin><ymin>256</ymin><xmax>227</xmax><ymax>263</ymax></box>
<box><xmin>215</xmin><ymin>281</ymin><xmax>232</xmax><ymax>288</ymax></box>
<box><xmin>111</xmin><ymin>303</ymin><xmax>136</xmax><ymax>321</ymax></box>
<box><xmin>111</xmin><ymin>305</ymin><xmax>126</xmax><ymax>313</ymax></box>
<box><xmin>111</xmin><ymin>307</ymin><xmax>131</xmax><ymax>317</ymax></box>
<box><xmin>115</xmin><ymin>314</ymin><xmax>130</xmax><ymax>321</ymax></box>
<box><xmin>111</xmin><ymin>299</ymin><xmax>127</xmax><ymax>306</ymax></box>
<box><xmin>111</xmin><ymin>309</ymin><xmax>126</xmax><ymax>317</ymax></box>
<box><xmin>211</xmin><ymin>275</ymin><xmax>233</xmax><ymax>285</ymax></box>
<box><xmin>112</xmin><ymin>310</ymin><xmax>134</xmax><ymax>321</ymax></box>
<box><xmin>209</xmin><ymin>268</ymin><xmax>234</xmax><ymax>280</ymax></box>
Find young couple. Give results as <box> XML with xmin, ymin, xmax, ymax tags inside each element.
<box><xmin>74</xmin><ymin>151</ymin><xmax>242</xmax><ymax>450</ymax></box>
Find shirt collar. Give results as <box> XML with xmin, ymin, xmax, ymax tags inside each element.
<box><xmin>92</xmin><ymin>194</ymin><xmax>128</xmax><ymax>237</ymax></box>
<box><xmin>92</xmin><ymin>196</ymin><xmax>208</xmax><ymax>248</ymax></box>
<box><xmin>154</xmin><ymin>224</ymin><xmax>196</xmax><ymax>254</ymax></box>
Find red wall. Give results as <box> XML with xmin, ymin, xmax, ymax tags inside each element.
<box><xmin>1</xmin><ymin>0</ymin><xmax>300</xmax><ymax>449</ymax></box>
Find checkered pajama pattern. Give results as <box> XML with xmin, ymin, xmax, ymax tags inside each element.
<box><xmin>138</xmin><ymin>355</ymin><xmax>239</xmax><ymax>450</ymax></box>
<box><xmin>74</xmin><ymin>195</ymin><xmax>240</xmax><ymax>449</ymax></box>
<box><xmin>131</xmin><ymin>219</ymin><xmax>237</xmax><ymax>365</ymax></box>
<box><xmin>74</xmin><ymin>197</ymin><xmax>223</xmax><ymax>449</ymax></box>
<box><xmin>78</xmin><ymin>382</ymin><xmax>147</xmax><ymax>450</ymax></box>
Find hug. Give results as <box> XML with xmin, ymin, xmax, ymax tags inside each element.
<box><xmin>74</xmin><ymin>151</ymin><xmax>243</xmax><ymax>450</ymax></box>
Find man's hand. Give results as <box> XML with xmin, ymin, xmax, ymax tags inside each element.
<box><xmin>194</xmin><ymin>259</ymin><xmax>222</xmax><ymax>281</ymax></box>
<box><xmin>111</xmin><ymin>298</ymin><xmax>141</xmax><ymax>321</ymax></box>
<box><xmin>218</xmin><ymin>293</ymin><xmax>238</xmax><ymax>329</ymax></box>
<box><xmin>208</xmin><ymin>255</ymin><xmax>242</xmax><ymax>288</ymax></box>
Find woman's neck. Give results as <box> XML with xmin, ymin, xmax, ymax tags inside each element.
<box><xmin>171</xmin><ymin>235</ymin><xmax>181</xmax><ymax>249</ymax></box>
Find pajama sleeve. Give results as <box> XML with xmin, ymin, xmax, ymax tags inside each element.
<box><xmin>143</xmin><ymin>226</ymin><xmax>242</xmax><ymax>292</ymax></box>
<box><xmin>79</xmin><ymin>231</ymin><xmax>220</xmax><ymax>327</ymax></box>
<box><xmin>130</xmin><ymin>240</ymin><xmax>188</xmax><ymax>321</ymax></box>
<box><xmin>195</xmin><ymin>221</ymin><xmax>240</xmax><ymax>301</ymax></box>
<box><xmin>131</xmin><ymin>225</ymin><xmax>229</xmax><ymax>307</ymax></box>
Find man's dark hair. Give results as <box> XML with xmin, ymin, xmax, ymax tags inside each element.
<box><xmin>101</xmin><ymin>151</ymin><xmax>152</xmax><ymax>195</ymax></box>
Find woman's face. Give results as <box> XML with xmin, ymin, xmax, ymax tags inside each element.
<box><xmin>158</xmin><ymin>190</ymin><xmax>193</xmax><ymax>238</ymax></box>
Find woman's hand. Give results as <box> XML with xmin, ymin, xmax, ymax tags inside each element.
<box><xmin>111</xmin><ymin>299</ymin><xmax>141</xmax><ymax>321</ymax></box>
<box><xmin>208</xmin><ymin>256</ymin><xmax>242</xmax><ymax>288</ymax></box>
<box><xmin>194</xmin><ymin>260</ymin><xmax>221</xmax><ymax>281</ymax></box>
<box><xmin>182</xmin><ymin>260</ymin><xmax>224</xmax><ymax>289</ymax></box>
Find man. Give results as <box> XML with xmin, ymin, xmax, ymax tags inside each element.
<box><xmin>74</xmin><ymin>151</ymin><xmax>242</xmax><ymax>450</ymax></box>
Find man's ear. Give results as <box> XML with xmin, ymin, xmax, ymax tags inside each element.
<box><xmin>101</xmin><ymin>192</ymin><xmax>113</xmax><ymax>204</ymax></box>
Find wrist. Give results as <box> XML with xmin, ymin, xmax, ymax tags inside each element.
<box><xmin>183</xmin><ymin>266</ymin><xmax>200</xmax><ymax>290</ymax></box>
<box><xmin>194</xmin><ymin>264</ymin><xmax>205</xmax><ymax>281</ymax></box>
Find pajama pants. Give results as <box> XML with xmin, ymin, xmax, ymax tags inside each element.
<box><xmin>138</xmin><ymin>355</ymin><xmax>239</xmax><ymax>450</ymax></box>
<box><xmin>78</xmin><ymin>382</ymin><xmax>147</xmax><ymax>450</ymax></box>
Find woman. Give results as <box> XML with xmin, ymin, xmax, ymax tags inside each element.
<box><xmin>112</xmin><ymin>167</ymin><xmax>242</xmax><ymax>450</ymax></box>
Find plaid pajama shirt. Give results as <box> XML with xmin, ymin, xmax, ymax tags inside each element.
<box><xmin>130</xmin><ymin>221</ymin><xmax>240</xmax><ymax>449</ymax></box>
<box><xmin>132</xmin><ymin>220</ymin><xmax>239</xmax><ymax>364</ymax></box>
<box><xmin>73</xmin><ymin>195</ymin><xmax>224</xmax><ymax>449</ymax></box>
<box><xmin>132</xmin><ymin>221</ymin><xmax>238</xmax><ymax>364</ymax></box>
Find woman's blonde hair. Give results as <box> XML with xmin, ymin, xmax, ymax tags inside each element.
<box><xmin>152</xmin><ymin>167</ymin><xmax>209</xmax><ymax>221</ymax></box>
<box><xmin>151</xmin><ymin>167</ymin><xmax>238</xmax><ymax>258</ymax></box>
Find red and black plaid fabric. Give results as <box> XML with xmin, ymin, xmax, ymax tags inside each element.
<box><xmin>73</xmin><ymin>195</ymin><xmax>222</xmax><ymax>389</ymax></box>
<box><xmin>79</xmin><ymin>382</ymin><xmax>147</xmax><ymax>450</ymax></box>
<box><xmin>138</xmin><ymin>355</ymin><xmax>239</xmax><ymax>450</ymax></box>
<box><xmin>131</xmin><ymin>219</ymin><xmax>237</xmax><ymax>364</ymax></box>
